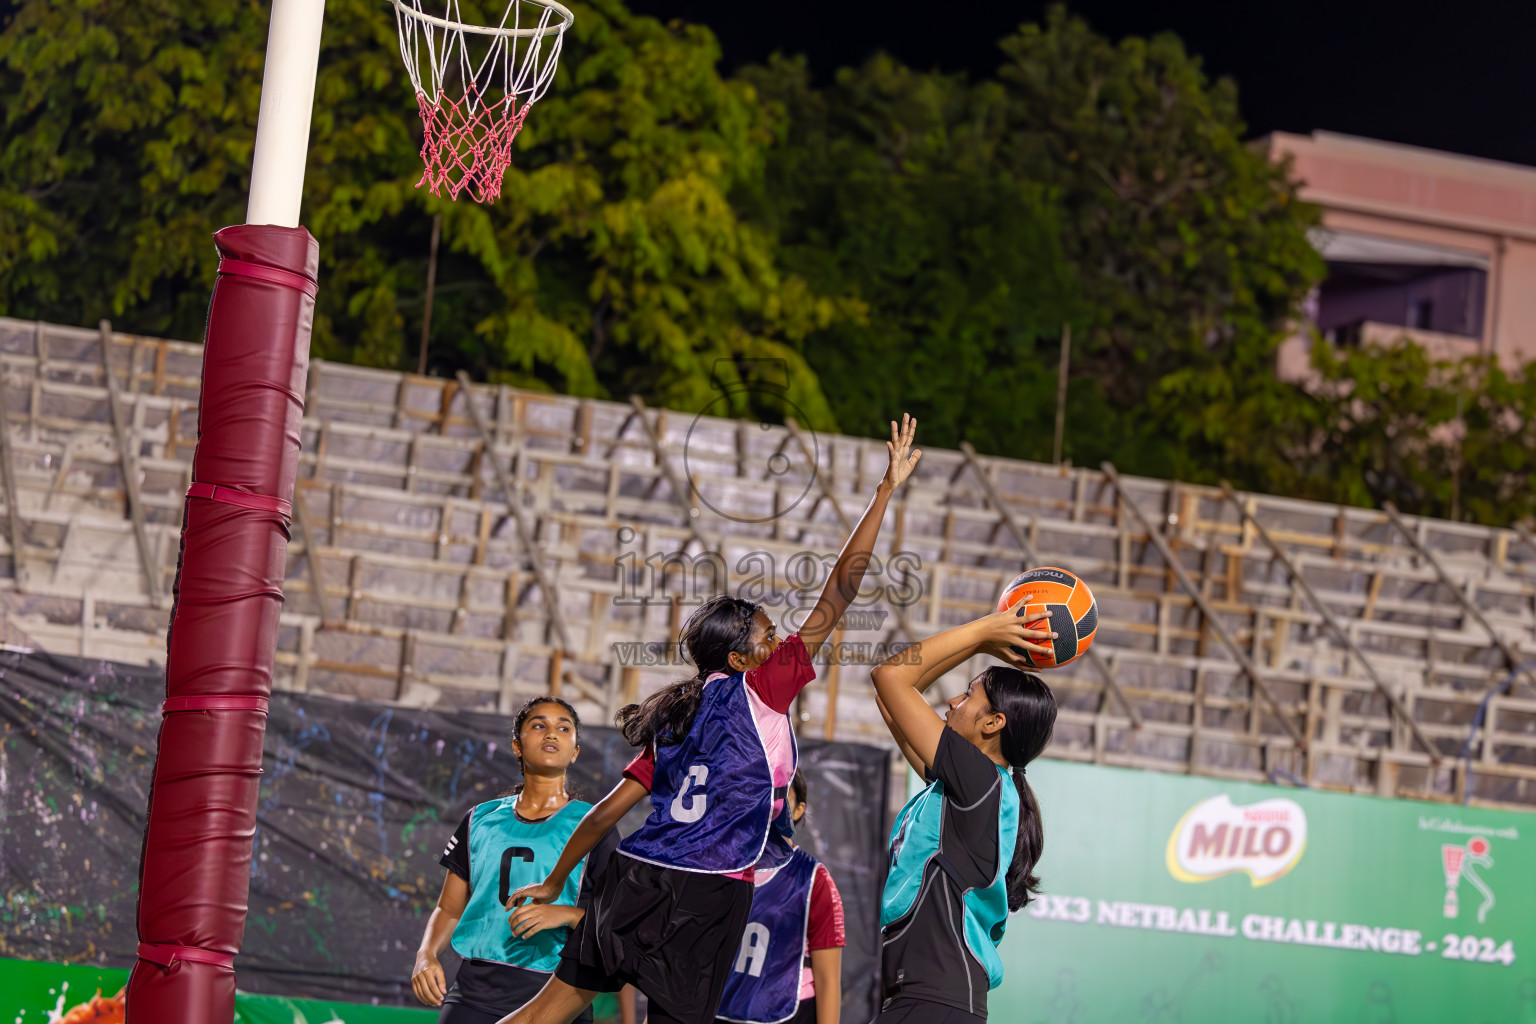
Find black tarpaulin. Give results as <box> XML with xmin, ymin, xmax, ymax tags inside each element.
<box><xmin>0</xmin><ymin>648</ymin><xmax>890</xmax><ymax>1020</ymax></box>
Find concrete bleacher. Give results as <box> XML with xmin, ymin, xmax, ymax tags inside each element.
<box><xmin>1</xmin><ymin>316</ymin><xmax>1533</xmax><ymax>809</ymax></box>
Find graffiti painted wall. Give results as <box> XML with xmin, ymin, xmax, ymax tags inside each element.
<box><xmin>0</xmin><ymin>648</ymin><xmax>890</xmax><ymax>1019</ymax></box>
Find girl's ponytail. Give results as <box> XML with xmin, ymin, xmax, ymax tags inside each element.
<box><xmin>1006</xmin><ymin>767</ymin><xmax>1044</xmax><ymax>910</ymax></box>
<box><xmin>979</xmin><ymin>667</ymin><xmax>1057</xmax><ymax>912</ymax></box>
<box><xmin>617</xmin><ymin>672</ymin><xmax>707</xmax><ymax>747</ymax></box>
<box><xmin>615</xmin><ymin>595</ymin><xmax>763</xmax><ymax>747</ymax></box>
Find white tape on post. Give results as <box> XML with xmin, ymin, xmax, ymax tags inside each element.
<box><xmin>246</xmin><ymin>0</ymin><xmax>327</xmax><ymax>227</ymax></box>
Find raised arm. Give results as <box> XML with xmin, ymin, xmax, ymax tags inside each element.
<box><xmin>870</xmin><ymin>610</ymin><xmax>1054</xmax><ymax>772</ymax></box>
<box><xmin>874</xmin><ymin>640</ymin><xmax>980</xmax><ymax>778</ymax></box>
<box><xmin>799</xmin><ymin>415</ymin><xmax>921</xmax><ymax>659</ymax></box>
<box><xmin>509</xmin><ymin>777</ymin><xmax>648</xmax><ymax>907</ymax></box>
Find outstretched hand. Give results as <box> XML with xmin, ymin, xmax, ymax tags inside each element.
<box><xmin>883</xmin><ymin>413</ymin><xmax>922</xmax><ymax>490</ymax></box>
<box><xmin>507</xmin><ymin>878</ymin><xmax>561</xmax><ymax>909</ymax></box>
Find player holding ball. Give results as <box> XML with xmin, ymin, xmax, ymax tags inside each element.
<box><xmin>869</xmin><ymin>603</ymin><xmax>1061</xmax><ymax>1024</ymax></box>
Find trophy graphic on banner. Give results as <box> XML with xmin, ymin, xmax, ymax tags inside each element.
<box><xmin>1442</xmin><ymin>836</ymin><xmax>1495</xmax><ymax>921</ymax></box>
<box><xmin>1442</xmin><ymin>844</ymin><xmax>1465</xmax><ymax>918</ymax></box>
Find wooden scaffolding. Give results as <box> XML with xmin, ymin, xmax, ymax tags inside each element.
<box><xmin>2</xmin><ymin>316</ymin><xmax>1534</xmax><ymax>810</ymax></box>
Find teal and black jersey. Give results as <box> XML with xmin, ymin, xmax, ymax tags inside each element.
<box><xmin>440</xmin><ymin>797</ymin><xmax>610</xmax><ymax>973</ymax></box>
<box><xmin>880</xmin><ymin>728</ymin><xmax>1019</xmax><ymax>1019</ymax></box>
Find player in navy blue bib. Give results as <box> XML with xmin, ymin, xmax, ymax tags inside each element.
<box><xmin>411</xmin><ymin>696</ymin><xmax>621</xmax><ymax>1024</ymax></box>
<box><xmin>715</xmin><ymin>770</ymin><xmax>845</xmax><ymax>1024</ymax></box>
<box><xmin>494</xmin><ymin>416</ymin><xmax>923</xmax><ymax>1024</ymax></box>
<box><xmin>870</xmin><ymin>609</ymin><xmax>1059</xmax><ymax>1023</ymax></box>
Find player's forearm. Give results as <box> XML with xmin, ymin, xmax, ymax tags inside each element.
<box><xmin>831</xmin><ymin>482</ymin><xmax>894</xmax><ymax>605</ymax></box>
<box><xmin>547</xmin><ymin>779</ymin><xmax>644</xmax><ymax>887</ymax></box>
<box><xmin>871</xmin><ymin>620</ymin><xmax>984</xmax><ymax>696</ymax></box>
<box><xmin>810</xmin><ymin>948</ymin><xmax>841</xmax><ymax>1024</ymax></box>
<box><xmin>816</xmin><ymin>989</ymin><xmax>840</xmax><ymax>1024</ymax></box>
<box><xmin>546</xmin><ymin>816</ymin><xmax>610</xmax><ymax>888</ymax></box>
<box><xmin>835</xmin><ymin>480</ymin><xmax>893</xmax><ymax>592</ymax></box>
<box><xmin>893</xmin><ymin>641</ymin><xmax>974</xmax><ymax>704</ymax></box>
<box><xmin>873</xmin><ymin>635</ymin><xmax>971</xmax><ymax>761</ymax></box>
<box><xmin>804</xmin><ymin>482</ymin><xmax>893</xmax><ymax>651</ymax></box>
<box><xmin>417</xmin><ymin>907</ymin><xmax>459</xmax><ymax>958</ymax></box>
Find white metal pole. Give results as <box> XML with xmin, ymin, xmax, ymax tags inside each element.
<box><xmin>246</xmin><ymin>0</ymin><xmax>327</xmax><ymax>227</ymax></box>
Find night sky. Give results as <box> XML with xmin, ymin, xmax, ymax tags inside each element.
<box><xmin>0</xmin><ymin>0</ymin><xmax>1530</xmax><ymax>167</ymax></box>
<box><xmin>628</xmin><ymin>0</ymin><xmax>1536</xmax><ymax>169</ymax></box>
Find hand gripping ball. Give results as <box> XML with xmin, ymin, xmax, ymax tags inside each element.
<box><xmin>996</xmin><ymin>566</ymin><xmax>1098</xmax><ymax>669</ymax></box>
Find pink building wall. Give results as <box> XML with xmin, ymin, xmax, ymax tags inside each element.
<box><xmin>1261</xmin><ymin>131</ymin><xmax>1536</xmax><ymax>370</ymax></box>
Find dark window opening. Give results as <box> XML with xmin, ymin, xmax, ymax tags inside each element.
<box><xmin>1317</xmin><ymin>262</ymin><xmax>1485</xmax><ymax>344</ymax></box>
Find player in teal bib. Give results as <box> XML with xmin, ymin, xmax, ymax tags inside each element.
<box><xmin>868</xmin><ymin>609</ymin><xmax>1060</xmax><ymax>1022</ymax></box>
<box><xmin>453</xmin><ymin>795</ymin><xmax>593</xmax><ymax>971</ymax></box>
<box><xmin>412</xmin><ymin>697</ymin><xmax>621</xmax><ymax>1024</ymax></box>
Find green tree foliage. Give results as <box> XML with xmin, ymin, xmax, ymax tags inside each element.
<box><xmin>3</xmin><ymin>1</ymin><xmax>1531</xmax><ymax>525</ymax></box>
<box><xmin>0</xmin><ymin>2</ymin><xmax>265</xmax><ymax>338</ymax></box>
<box><xmin>1456</xmin><ymin>360</ymin><xmax>1536</xmax><ymax>525</ymax></box>
<box><xmin>1280</xmin><ymin>340</ymin><xmax>1536</xmax><ymax>526</ymax></box>
<box><xmin>996</xmin><ymin>9</ymin><xmax>1323</xmax><ymax>400</ymax></box>
<box><xmin>737</xmin><ymin>54</ymin><xmax>1080</xmax><ymax>459</ymax></box>
<box><xmin>743</xmin><ymin>7</ymin><xmax>1325</xmax><ymax>478</ymax></box>
<box><xmin>995</xmin><ymin>9</ymin><xmax>1327</xmax><ymax>484</ymax></box>
<box><xmin>0</xmin><ymin>0</ymin><xmax>843</xmax><ymax>426</ymax></box>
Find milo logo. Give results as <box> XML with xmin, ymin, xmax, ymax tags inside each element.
<box><xmin>1166</xmin><ymin>794</ymin><xmax>1307</xmax><ymax>887</ymax></box>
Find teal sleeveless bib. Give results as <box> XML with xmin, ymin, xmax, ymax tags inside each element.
<box><xmin>882</xmin><ymin>769</ymin><xmax>1018</xmax><ymax>989</ymax></box>
<box><xmin>450</xmin><ymin>797</ymin><xmax>593</xmax><ymax>971</ymax></box>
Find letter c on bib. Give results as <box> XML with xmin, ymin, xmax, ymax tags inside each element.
<box><xmin>670</xmin><ymin>764</ymin><xmax>709</xmax><ymax>823</ymax></box>
<box><xmin>734</xmin><ymin>922</ymin><xmax>770</xmax><ymax>977</ymax></box>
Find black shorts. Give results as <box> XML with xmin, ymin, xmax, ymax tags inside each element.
<box><xmin>556</xmin><ymin>852</ymin><xmax>755</xmax><ymax>1024</ymax></box>
<box><xmin>714</xmin><ymin>995</ymin><xmax>818</xmax><ymax>1024</ymax></box>
<box><xmin>871</xmin><ymin>998</ymin><xmax>986</xmax><ymax>1024</ymax></box>
<box><xmin>437</xmin><ymin>1002</ymin><xmax>502</xmax><ymax>1024</ymax></box>
<box><xmin>440</xmin><ymin>959</ymin><xmax>594</xmax><ymax>1024</ymax></box>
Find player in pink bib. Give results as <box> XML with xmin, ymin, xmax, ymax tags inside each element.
<box><xmin>497</xmin><ymin>415</ymin><xmax>923</xmax><ymax>1024</ymax></box>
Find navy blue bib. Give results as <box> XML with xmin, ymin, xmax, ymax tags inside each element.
<box><xmin>620</xmin><ymin>673</ymin><xmax>794</xmax><ymax>873</ymax></box>
<box><xmin>716</xmin><ymin>844</ymin><xmax>819</xmax><ymax>1024</ymax></box>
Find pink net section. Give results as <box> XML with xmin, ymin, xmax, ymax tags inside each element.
<box><xmin>414</xmin><ymin>86</ymin><xmax>534</xmax><ymax>204</ymax></box>
<box><xmin>1442</xmin><ymin>843</ymin><xmax>1465</xmax><ymax>885</ymax></box>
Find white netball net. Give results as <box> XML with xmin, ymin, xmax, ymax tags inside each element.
<box><xmin>391</xmin><ymin>0</ymin><xmax>573</xmax><ymax>203</ymax></box>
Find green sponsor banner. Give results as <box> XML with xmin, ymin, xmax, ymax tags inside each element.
<box><xmin>0</xmin><ymin>957</ymin><xmax>435</xmax><ymax>1023</ymax></box>
<box><xmin>0</xmin><ymin>956</ymin><xmax>627</xmax><ymax>1023</ymax></box>
<box><xmin>993</xmin><ymin>760</ymin><xmax>1536</xmax><ymax>1023</ymax></box>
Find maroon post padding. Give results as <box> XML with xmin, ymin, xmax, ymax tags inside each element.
<box><xmin>126</xmin><ymin>225</ymin><xmax>317</xmax><ymax>1024</ymax></box>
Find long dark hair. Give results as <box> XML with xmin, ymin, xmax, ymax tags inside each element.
<box><xmin>978</xmin><ymin>666</ymin><xmax>1057</xmax><ymax>911</ymax></box>
<box><xmin>507</xmin><ymin>695</ymin><xmax>581</xmax><ymax>795</ymax></box>
<box><xmin>616</xmin><ymin>595</ymin><xmax>762</xmax><ymax>748</ymax></box>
